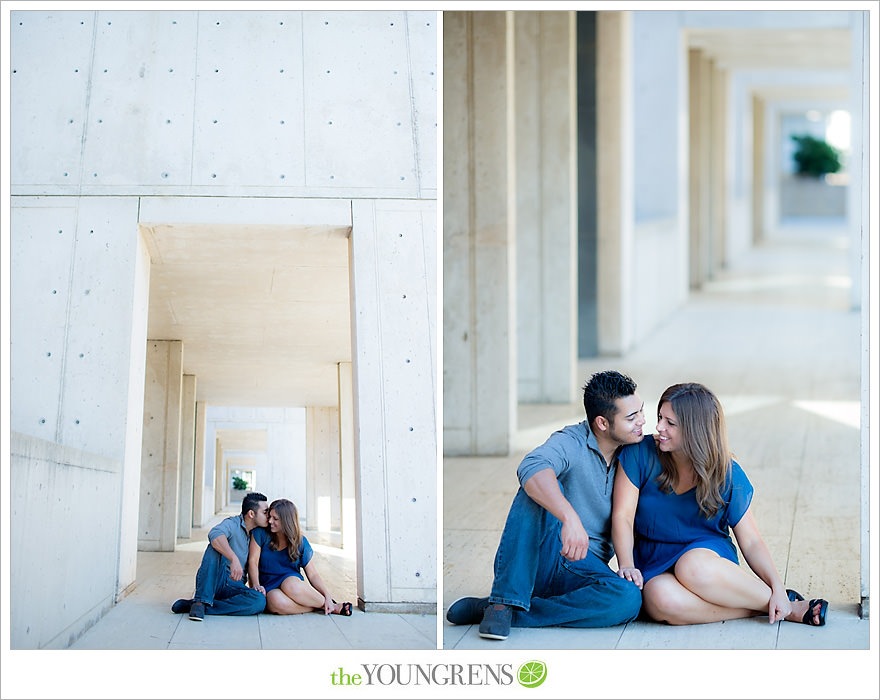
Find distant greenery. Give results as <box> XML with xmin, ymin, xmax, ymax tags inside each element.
<box><xmin>791</xmin><ymin>134</ymin><xmax>842</xmax><ymax>177</ymax></box>
<box><xmin>232</xmin><ymin>476</ymin><xmax>249</xmax><ymax>491</ymax></box>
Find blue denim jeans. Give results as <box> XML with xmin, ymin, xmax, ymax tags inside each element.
<box><xmin>489</xmin><ymin>489</ymin><xmax>641</xmax><ymax>628</ymax></box>
<box><xmin>193</xmin><ymin>545</ymin><xmax>266</xmax><ymax>615</ymax></box>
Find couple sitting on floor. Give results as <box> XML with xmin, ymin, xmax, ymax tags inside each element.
<box><xmin>172</xmin><ymin>493</ymin><xmax>352</xmax><ymax>621</ymax></box>
<box><xmin>447</xmin><ymin>370</ymin><xmax>828</xmax><ymax>640</ymax></box>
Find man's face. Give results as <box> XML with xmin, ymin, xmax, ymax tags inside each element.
<box><xmin>252</xmin><ymin>501</ymin><xmax>269</xmax><ymax>528</ymax></box>
<box><xmin>606</xmin><ymin>393</ymin><xmax>646</xmax><ymax>446</ymax></box>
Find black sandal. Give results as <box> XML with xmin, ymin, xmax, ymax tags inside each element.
<box><xmin>803</xmin><ymin>598</ymin><xmax>828</xmax><ymax>626</ymax></box>
<box><xmin>786</xmin><ymin>588</ymin><xmax>805</xmax><ymax>601</ymax></box>
<box><xmin>331</xmin><ymin>600</ymin><xmax>353</xmax><ymax>616</ymax></box>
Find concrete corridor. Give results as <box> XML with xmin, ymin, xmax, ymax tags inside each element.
<box><xmin>443</xmin><ymin>220</ymin><xmax>870</xmax><ymax>651</ymax></box>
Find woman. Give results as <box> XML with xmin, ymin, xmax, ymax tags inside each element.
<box><xmin>248</xmin><ymin>498</ymin><xmax>352</xmax><ymax>616</ymax></box>
<box><xmin>612</xmin><ymin>382</ymin><xmax>827</xmax><ymax>626</ymax></box>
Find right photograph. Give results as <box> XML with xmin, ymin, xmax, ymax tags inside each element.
<box><xmin>442</xmin><ymin>9</ymin><xmax>870</xmax><ymax>650</ymax></box>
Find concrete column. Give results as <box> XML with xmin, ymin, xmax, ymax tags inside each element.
<box><xmin>752</xmin><ymin>94</ymin><xmax>766</xmax><ymax>245</ymax></box>
<box><xmin>688</xmin><ymin>49</ymin><xmax>712</xmax><ymax>288</ymax></box>
<box><xmin>596</xmin><ymin>11</ymin><xmax>634</xmax><ymax>355</ymax></box>
<box><xmin>337</xmin><ymin>362</ymin><xmax>356</xmax><ymax>550</ymax></box>
<box><xmin>177</xmin><ymin>374</ymin><xmax>196</xmax><ymax>538</ymax></box>
<box><xmin>350</xmin><ymin>198</ymin><xmax>436</xmax><ymax>612</ymax></box>
<box><xmin>138</xmin><ymin>340</ymin><xmax>183</xmax><ymax>552</ymax></box>
<box><xmin>214</xmin><ymin>438</ymin><xmax>223</xmax><ymax>515</ymax></box>
<box><xmin>306</xmin><ymin>406</ymin><xmax>341</xmax><ymax>545</ymax></box>
<box><xmin>192</xmin><ymin>401</ymin><xmax>207</xmax><ymax>527</ymax></box>
<box><xmin>710</xmin><ymin>63</ymin><xmax>728</xmax><ymax>275</ymax></box>
<box><xmin>443</xmin><ymin>10</ymin><xmax>517</xmax><ymax>455</ymax></box>
<box><xmin>851</xmin><ymin>10</ymin><xmax>869</xmax><ymax>618</ymax></box>
<box><xmin>515</xmin><ymin>11</ymin><xmax>578</xmax><ymax>404</ymax></box>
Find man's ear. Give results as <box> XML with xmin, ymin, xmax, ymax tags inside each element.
<box><xmin>594</xmin><ymin>415</ymin><xmax>609</xmax><ymax>433</ymax></box>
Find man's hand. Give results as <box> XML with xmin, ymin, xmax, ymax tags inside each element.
<box><xmin>559</xmin><ymin>517</ymin><xmax>590</xmax><ymax>561</ymax></box>
<box><xmin>228</xmin><ymin>555</ymin><xmax>244</xmax><ymax>581</ymax></box>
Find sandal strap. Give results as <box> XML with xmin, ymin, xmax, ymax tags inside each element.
<box><xmin>803</xmin><ymin>599</ymin><xmax>828</xmax><ymax>626</ymax></box>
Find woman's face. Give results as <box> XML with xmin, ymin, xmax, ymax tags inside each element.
<box><xmin>656</xmin><ymin>402</ymin><xmax>682</xmax><ymax>454</ymax></box>
<box><xmin>268</xmin><ymin>509</ymin><xmax>280</xmax><ymax>533</ymax></box>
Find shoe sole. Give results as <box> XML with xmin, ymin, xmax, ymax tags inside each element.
<box><xmin>189</xmin><ymin>616</ymin><xmax>204</xmax><ymax>621</ymax></box>
<box><xmin>478</xmin><ymin>631</ymin><xmax>509</xmax><ymax>640</ymax></box>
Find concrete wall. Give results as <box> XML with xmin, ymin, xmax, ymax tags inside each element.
<box><xmin>350</xmin><ymin>199</ymin><xmax>437</xmax><ymax>610</ymax></box>
<box><xmin>10</xmin><ymin>10</ymin><xmax>436</xmax><ymax>199</ymax></box>
<box><xmin>10</xmin><ymin>433</ymin><xmax>122</xmax><ymax>649</ymax></box>
<box><xmin>10</xmin><ymin>9</ymin><xmax>437</xmax><ymax>645</ymax></box>
<box><xmin>629</xmin><ymin>11</ymin><xmax>689</xmax><ymax>344</ymax></box>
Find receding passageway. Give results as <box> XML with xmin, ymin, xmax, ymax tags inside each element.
<box><xmin>443</xmin><ymin>221</ymin><xmax>867</xmax><ymax>650</ymax></box>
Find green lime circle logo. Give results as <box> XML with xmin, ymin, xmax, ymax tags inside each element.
<box><xmin>517</xmin><ymin>660</ymin><xmax>547</xmax><ymax>688</ymax></box>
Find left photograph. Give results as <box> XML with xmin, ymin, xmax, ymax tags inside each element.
<box><xmin>8</xmin><ymin>9</ymin><xmax>437</xmax><ymax>650</ymax></box>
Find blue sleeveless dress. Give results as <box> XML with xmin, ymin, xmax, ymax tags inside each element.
<box><xmin>618</xmin><ymin>435</ymin><xmax>753</xmax><ymax>582</ymax></box>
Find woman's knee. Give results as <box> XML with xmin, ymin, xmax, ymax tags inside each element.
<box><xmin>674</xmin><ymin>549</ymin><xmax>720</xmax><ymax>590</ymax></box>
<box><xmin>643</xmin><ymin>577</ymin><xmax>689</xmax><ymax>624</ymax></box>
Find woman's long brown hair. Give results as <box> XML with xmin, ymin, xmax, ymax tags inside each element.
<box><xmin>268</xmin><ymin>498</ymin><xmax>303</xmax><ymax>561</ymax></box>
<box><xmin>655</xmin><ymin>383</ymin><xmax>733</xmax><ymax>519</ymax></box>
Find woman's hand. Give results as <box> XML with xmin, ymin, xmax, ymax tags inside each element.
<box><xmin>323</xmin><ymin>595</ymin><xmax>335</xmax><ymax>615</ymax></box>
<box><xmin>768</xmin><ymin>588</ymin><xmax>792</xmax><ymax>623</ymax></box>
<box><xmin>253</xmin><ymin>584</ymin><xmax>266</xmax><ymax>594</ymax></box>
<box><xmin>617</xmin><ymin>566</ymin><xmax>644</xmax><ymax>590</ymax></box>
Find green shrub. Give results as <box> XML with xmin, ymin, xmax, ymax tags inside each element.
<box><xmin>791</xmin><ymin>134</ymin><xmax>842</xmax><ymax>177</ymax></box>
<box><xmin>232</xmin><ymin>476</ymin><xmax>249</xmax><ymax>491</ymax></box>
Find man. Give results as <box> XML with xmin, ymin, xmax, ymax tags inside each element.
<box><xmin>172</xmin><ymin>491</ymin><xmax>269</xmax><ymax>621</ymax></box>
<box><xmin>446</xmin><ymin>370</ymin><xmax>646</xmax><ymax>640</ymax></box>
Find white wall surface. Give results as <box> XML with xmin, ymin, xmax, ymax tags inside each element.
<box><xmin>10</xmin><ymin>9</ymin><xmax>436</xmax><ymax>199</ymax></box>
<box><xmin>10</xmin><ymin>433</ymin><xmax>122</xmax><ymax>649</ymax></box>
<box><xmin>351</xmin><ymin>199</ymin><xmax>437</xmax><ymax>608</ymax></box>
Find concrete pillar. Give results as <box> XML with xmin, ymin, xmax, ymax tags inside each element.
<box><xmin>138</xmin><ymin>340</ymin><xmax>183</xmax><ymax>552</ymax></box>
<box><xmin>752</xmin><ymin>94</ymin><xmax>766</xmax><ymax>245</ymax></box>
<box><xmin>515</xmin><ymin>11</ymin><xmax>578</xmax><ymax>404</ymax></box>
<box><xmin>214</xmin><ymin>437</ymin><xmax>223</xmax><ymax>515</ymax></box>
<box><xmin>688</xmin><ymin>49</ymin><xmax>712</xmax><ymax>288</ymax></box>
<box><xmin>710</xmin><ymin>62</ymin><xmax>728</xmax><ymax>275</ymax></box>
<box><xmin>177</xmin><ymin>374</ymin><xmax>196</xmax><ymax>538</ymax></box>
<box><xmin>851</xmin><ymin>10</ymin><xmax>869</xmax><ymax>618</ymax></box>
<box><xmin>306</xmin><ymin>406</ymin><xmax>341</xmax><ymax>545</ymax></box>
<box><xmin>350</xmin><ymin>198</ymin><xmax>436</xmax><ymax>611</ymax></box>
<box><xmin>192</xmin><ymin>401</ymin><xmax>207</xmax><ymax>527</ymax></box>
<box><xmin>596</xmin><ymin>11</ymin><xmax>634</xmax><ymax>355</ymax></box>
<box><xmin>443</xmin><ymin>11</ymin><xmax>517</xmax><ymax>455</ymax></box>
<box><xmin>337</xmin><ymin>362</ymin><xmax>356</xmax><ymax>550</ymax></box>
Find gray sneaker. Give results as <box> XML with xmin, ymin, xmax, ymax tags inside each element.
<box><xmin>446</xmin><ymin>596</ymin><xmax>490</xmax><ymax>625</ymax></box>
<box><xmin>479</xmin><ymin>603</ymin><xmax>512</xmax><ymax>640</ymax></box>
<box><xmin>171</xmin><ymin>598</ymin><xmax>192</xmax><ymax>614</ymax></box>
<box><xmin>188</xmin><ymin>601</ymin><xmax>205</xmax><ymax>621</ymax></box>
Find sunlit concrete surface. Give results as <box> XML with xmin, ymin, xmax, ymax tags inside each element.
<box><xmin>443</xmin><ymin>222</ymin><xmax>868</xmax><ymax>651</ymax></box>
<box><xmin>70</xmin><ymin>512</ymin><xmax>437</xmax><ymax>650</ymax></box>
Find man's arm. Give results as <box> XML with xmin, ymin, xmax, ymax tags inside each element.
<box><xmin>210</xmin><ymin>534</ymin><xmax>243</xmax><ymax>581</ymax></box>
<box><xmin>523</xmin><ymin>468</ymin><xmax>589</xmax><ymax>561</ymax></box>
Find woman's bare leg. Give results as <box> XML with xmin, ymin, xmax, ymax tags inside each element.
<box><xmin>643</xmin><ymin>572</ymin><xmax>759</xmax><ymax>625</ymax></box>
<box><xmin>673</xmin><ymin>548</ymin><xmax>773</xmax><ymax>612</ymax></box>
<box><xmin>266</xmin><ymin>577</ymin><xmax>328</xmax><ymax>615</ymax></box>
<box><xmin>266</xmin><ymin>588</ymin><xmax>314</xmax><ymax>615</ymax></box>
